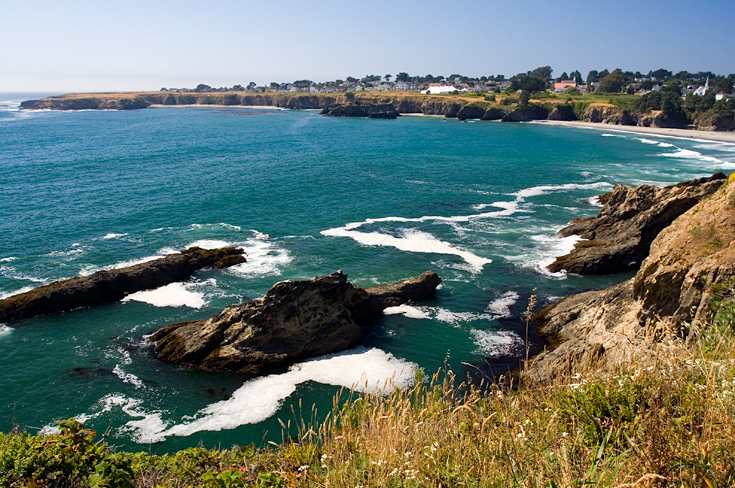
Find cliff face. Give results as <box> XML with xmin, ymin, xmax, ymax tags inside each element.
<box><xmin>548</xmin><ymin>173</ymin><xmax>727</xmax><ymax>274</ymax></box>
<box><xmin>529</xmin><ymin>175</ymin><xmax>735</xmax><ymax>380</ymax></box>
<box><xmin>152</xmin><ymin>271</ymin><xmax>441</xmax><ymax>376</ymax></box>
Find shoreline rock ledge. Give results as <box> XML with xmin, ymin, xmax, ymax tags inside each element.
<box><xmin>548</xmin><ymin>173</ymin><xmax>726</xmax><ymax>274</ymax></box>
<box><xmin>0</xmin><ymin>247</ymin><xmax>246</xmax><ymax>323</ymax></box>
<box><xmin>152</xmin><ymin>270</ymin><xmax>441</xmax><ymax>375</ymax></box>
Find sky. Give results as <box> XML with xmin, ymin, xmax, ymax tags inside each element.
<box><xmin>2</xmin><ymin>0</ymin><xmax>734</xmax><ymax>93</ymax></box>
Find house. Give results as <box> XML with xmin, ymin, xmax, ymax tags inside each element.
<box><xmin>716</xmin><ymin>92</ymin><xmax>734</xmax><ymax>101</ymax></box>
<box><xmin>692</xmin><ymin>76</ymin><xmax>710</xmax><ymax>97</ymax></box>
<box><xmin>395</xmin><ymin>80</ymin><xmax>419</xmax><ymax>91</ymax></box>
<box><xmin>554</xmin><ymin>80</ymin><xmax>577</xmax><ymax>93</ymax></box>
<box><xmin>420</xmin><ymin>84</ymin><xmax>457</xmax><ymax>95</ymax></box>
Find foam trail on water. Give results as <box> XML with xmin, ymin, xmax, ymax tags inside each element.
<box><xmin>322</xmin><ymin>227</ymin><xmax>491</xmax><ymax>272</ymax></box>
<box><xmin>187</xmin><ymin>239</ymin><xmax>232</xmax><ymax>249</ymax></box>
<box><xmin>662</xmin><ymin>148</ymin><xmax>727</xmax><ymax>165</ymax></box>
<box><xmin>513</xmin><ymin>182</ymin><xmax>611</xmax><ymax>200</ymax></box>
<box><xmin>0</xmin><ymin>286</ymin><xmax>34</xmax><ymax>300</ymax></box>
<box><xmin>130</xmin><ymin>347</ymin><xmax>416</xmax><ymax>443</ymax></box>
<box><xmin>102</xmin><ymin>233</ymin><xmax>128</xmax><ymax>240</ymax></box>
<box><xmin>122</xmin><ymin>282</ymin><xmax>206</xmax><ymax>308</ymax></box>
<box><xmin>228</xmin><ymin>238</ymin><xmax>291</xmax><ymax>278</ymax></box>
<box><xmin>112</xmin><ymin>365</ymin><xmax>145</xmax><ymax>388</ymax></box>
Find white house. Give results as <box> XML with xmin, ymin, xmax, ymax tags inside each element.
<box><xmin>692</xmin><ymin>76</ymin><xmax>710</xmax><ymax>97</ymax></box>
<box><xmin>421</xmin><ymin>84</ymin><xmax>457</xmax><ymax>95</ymax></box>
<box><xmin>716</xmin><ymin>92</ymin><xmax>734</xmax><ymax>101</ymax></box>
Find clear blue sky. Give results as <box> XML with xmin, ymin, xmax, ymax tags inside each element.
<box><xmin>2</xmin><ymin>0</ymin><xmax>733</xmax><ymax>93</ymax></box>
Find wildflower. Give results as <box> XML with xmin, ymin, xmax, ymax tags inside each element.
<box><xmin>561</xmin><ymin>432</ymin><xmax>568</xmax><ymax>438</ymax></box>
<box><xmin>298</xmin><ymin>465</ymin><xmax>309</xmax><ymax>472</ymax></box>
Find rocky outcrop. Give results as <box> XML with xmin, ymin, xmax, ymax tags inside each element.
<box><xmin>152</xmin><ymin>270</ymin><xmax>441</xmax><ymax>375</ymax></box>
<box><xmin>320</xmin><ymin>103</ymin><xmax>398</xmax><ymax>119</ymax></box>
<box><xmin>529</xmin><ymin>175</ymin><xmax>735</xmax><ymax>380</ymax></box>
<box><xmin>501</xmin><ymin>104</ymin><xmax>549</xmax><ymax>122</ymax></box>
<box><xmin>548</xmin><ymin>173</ymin><xmax>727</xmax><ymax>274</ymax></box>
<box><xmin>0</xmin><ymin>247</ymin><xmax>246</xmax><ymax>323</ymax></box>
<box><xmin>547</xmin><ymin>105</ymin><xmax>577</xmax><ymax>121</ymax></box>
<box><xmin>580</xmin><ymin>105</ymin><xmax>637</xmax><ymax>126</ymax></box>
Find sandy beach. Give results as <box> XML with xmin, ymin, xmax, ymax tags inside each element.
<box><xmin>536</xmin><ymin>120</ymin><xmax>735</xmax><ymax>144</ymax></box>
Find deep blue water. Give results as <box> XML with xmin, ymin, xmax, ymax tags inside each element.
<box><xmin>1</xmin><ymin>94</ymin><xmax>734</xmax><ymax>452</ymax></box>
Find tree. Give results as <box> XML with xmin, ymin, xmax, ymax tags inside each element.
<box><xmin>232</xmin><ymin>84</ymin><xmax>245</xmax><ymax>91</ymax></box>
<box><xmin>598</xmin><ymin>70</ymin><xmax>624</xmax><ymax>93</ymax></box>
<box><xmin>346</xmin><ymin>76</ymin><xmax>358</xmax><ymax>84</ymax></box>
<box><xmin>270</xmin><ymin>82</ymin><xmax>280</xmax><ymax>90</ymax></box>
<box><xmin>586</xmin><ymin>70</ymin><xmax>600</xmax><ymax>83</ymax></box>
<box><xmin>649</xmin><ymin>69</ymin><xmax>672</xmax><ymax>81</ymax></box>
<box><xmin>195</xmin><ymin>84</ymin><xmax>212</xmax><ymax>93</ymax></box>
<box><xmin>293</xmin><ymin>80</ymin><xmax>313</xmax><ymax>88</ymax></box>
<box><xmin>570</xmin><ymin>70</ymin><xmax>583</xmax><ymax>84</ymax></box>
<box><xmin>246</xmin><ymin>82</ymin><xmax>256</xmax><ymax>91</ymax></box>
<box><xmin>519</xmin><ymin>90</ymin><xmax>530</xmax><ymax>106</ymax></box>
<box><xmin>559</xmin><ymin>71</ymin><xmax>569</xmax><ymax>81</ymax></box>
<box><xmin>396</xmin><ymin>72</ymin><xmax>410</xmax><ymax>82</ymax></box>
<box><xmin>530</xmin><ymin>66</ymin><xmax>552</xmax><ymax>81</ymax></box>
<box><xmin>384</xmin><ymin>74</ymin><xmax>392</xmax><ymax>82</ymax></box>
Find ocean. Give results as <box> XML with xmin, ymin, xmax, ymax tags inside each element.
<box><xmin>1</xmin><ymin>93</ymin><xmax>734</xmax><ymax>452</ymax></box>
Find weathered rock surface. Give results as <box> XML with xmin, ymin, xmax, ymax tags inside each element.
<box><xmin>501</xmin><ymin>104</ymin><xmax>549</xmax><ymax>122</ymax></box>
<box><xmin>528</xmin><ymin>175</ymin><xmax>735</xmax><ymax>380</ymax></box>
<box><xmin>320</xmin><ymin>103</ymin><xmax>398</xmax><ymax>119</ymax></box>
<box><xmin>0</xmin><ymin>247</ymin><xmax>246</xmax><ymax>323</ymax></box>
<box><xmin>548</xmin><ymin>173</ymin><xmax>727</xmax><ymax>274</ymax></box>
<box><xmin>152</xmin><ymin>270</ymin><xmax>441</xmax><ymax>375</ymax></box>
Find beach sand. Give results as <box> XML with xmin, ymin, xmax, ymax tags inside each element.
<box><xmin>535</xmin><ymin>120</ymin><xmax>735</xmax><ymax>144</ymax></box>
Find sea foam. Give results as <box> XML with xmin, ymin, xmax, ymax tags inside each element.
<box><xmin>127</xmin><ymin>346</ymin><xmax>417</xmax><ymax>443</ymax></box>
<box><xmin>485</xmin><ymin>291</ymin><xmax>520</xmax><ymax>318</ymax></box>
<box><xmin>470</xmin><ymin>329</ymin><xmax>524</xmax><ymax>357</ymax></box>
<box><xmin>383</xmin><ymin>304</ymin><xmax>432</xmax><ymax>319</ymax></box>
<box><xmin>122</xmin><ymin>282</ymin><xmax>206</xmax><ymax>308</ymax></box>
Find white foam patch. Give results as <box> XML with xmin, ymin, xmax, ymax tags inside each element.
<box><xmin>0</xmin><ymin>286</ymin><xmax>34</xmax><ymax>300</ymax></box>
<box><xmin>636</xmin><ymin>137</ymin><xmax>660</xmax><ymax>145</ymax></box>
<box><xmin>228</xmin><ymin>239</ymin><xmax>291</xmax><ymax>278</ymax></box>
<box><xmin>0</xmin><ymin>257</ymin><xmax>17</xmax><ymax>262</ymax></box>
<box><xmin>122</xmin><ymin>282</ymin><xmax>206</xmax><ymax>308</ymax></box>
<box><xmin>383</xmin><ymin>304</ymin><xmax>432</xmax><ymax>319</ymax></box>
<box><xmin>485</xmin><ymin>291</ymin><xmax>520</xmax><ymax>318</ymax></box>
<box><xmin>322</xmin><ymin>227</ymin><xmax>491</xmax><ymax>272</ymax></box>
<box><xmin>662</xmin><ymin>148</ymin><xmax>726</xmax><ymax>165</ymax></box>
<box><xmin>187</xmin><ymin>239</ymin><xmax>232</xmax><ymax>249</ymax></box>
<box><xmin>0</xmin><ymin>324</ymin><xmax>12</xmax><ymax>337</ymax></box>
<box><xmin>601</xmin><ymin>133</ymin><xmax>625</xmax><ymax>138</ymax></box>
<box><xmin>434</xmin><ymin>308</ymin><xmax>494</xmax><ymax>326</ymax></box>
<box><xmin>503</xmin><ymin>234</ymin><xmax>582</xmax><ymax>278</ymax></box>
<box><xmin>0</xmin><ymin>265</ymin><xmax>47</xmax><ymax>284</ymax></box>
<box><xmin>587</xmin><ymin>195</ymin><xmax>603</xmax><ymax>207</ymax></box>
<box><xmin>102</xmin><ymin>233</ymin><xmax>128</xmax><ymax>240</ymax></box>
<box><xmin>470</xmin><ymin>329</ymin><xmax>524</xmax><ymax>357</ymax></box>
<box><xmin>129</xmin><ymin>347</ymin><xmax>416</xmax><ymax>443</ymax></box>
<box><xmin>514</xmin><ymin>182</ymin><xmax>611</xmax><ymax>200</ymax></box>
<box><xmin>112</xmin><ymin>365</ymin><xmax>144</xmax><ymax>388</ymax></box>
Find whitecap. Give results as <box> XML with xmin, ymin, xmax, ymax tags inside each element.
<box><xmin>0</xmin><ymin>286</ymin><xmax>34</xmax><ymax>300</ymax></box>
<box><xmin>636</xmin><ymin>137</ymin><xmax>661</xmax><ymax>145</ymax></box>
<box><xmin>122</xmin><ymin>282</ymin><xmax>206</xmax><ymax>308</ymax></box>
<box><xmin>228</xmin><ymin>239</ymin><xmax>291</xmax><ymax>278</ymax></box>
<box><xmin>0</xmin><ymin>324</ymin><xmax>12</xmax><ymax>337</ymax></box>
<box><xmin>0</xmin><ymin>257</ymin><xmax>17</xmax><ymax>263</ymax></box>
<box><xmin>433</xmin><ymin>308</ymin><xmax>494</xmax><ymax>326</ymax></box>
<box><xmin>587</xmin><ymin>195</ymin><xmax>603</xmax><ymax>207</ymax></box>
<box><xmin>601</xmin><ymin>133</ymin><xmax>624</xmax><ymax>138</ymax></box>
<box><xmin>102</xmin><ymin>233</ymin><xmax>128</xmax><ymax>240</ymax></box>
<box><xmin>514</xmin><ymin>182</ymin><xmax>611</xmax><ymax>200</ymax></box>
<box><xmin>470</xmin><ymin>329</ymin><xmax>524</xmax><ymax>357</ymax></box>
<box><xmin>662</xmin><ymin>148</ymin><xmax>726</xmax><ymax>164</ymax></box>
<box><xmin>0</xmin><ymin>265</ymin><xmax>47</xmax><ymax>284</ymax></box>
<box><xmin>129</xmin><ymin>346</ymin><xmax>416</xmax><ymax>443</ymax></box>
<box><xmin>112</xmin><ymin>365</ymin><xmax>145</xmax><ymax>388</ymax></box>
<box><xmin>383</xmin><ymin>304</ymin><xmax>431</xmax><ymax>319</ymax></box>
<box><xmin>187</xmin><ymin>239</ymin><xmax>232</xmax><ymax>249</ymax></box>
<box><xmin>321</xmin><ymin>227</ymin><xmax>491</xmax><ymax>272</ymax></box>
<box><xmin>485</xmin><ymin>291</ymin><xmax>520</xmax><ymax>318</ymax></box>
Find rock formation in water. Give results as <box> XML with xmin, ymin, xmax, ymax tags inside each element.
<box><xmin>0</xmin><ymin>247</ymin><xmax>246</xmax><ymax>323</ymax></box>
<box><xmin>152</xmin><ymin>270</ymin><xmax>441</xmax><ymax>375</ymax></box>
<box><xmin>529</xmin><ymin>174</ymin><xmax>735</xmax><ymax>380</ymax></box>
<box><xmin>548</xmin><ymin>173</ymin><xmax>727</xmax><ymax>274</ymax></box>
<box><xmin>320</xmin><ymin>103</ymin><xmax>398</xmax><ymax>119</ymax></box>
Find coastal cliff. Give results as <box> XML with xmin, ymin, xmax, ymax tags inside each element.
<box><xmin>0</xmin><ymin>247</ymin><xmax>245</xmax><ymax>323</ymax></box>
<box><xmin>152</xmin><ymin>271</ymin><xmax>441</xmax><ymax>375</ymax></box>
<box><xmin>548</xmin><ymin>173</ymin><xmax>727</xmax><ymax>274</ymax></box>
<box><xmin>529</xmin><ymin>174</ymin><xmax>735</xmax><ymax>380</ymax></box>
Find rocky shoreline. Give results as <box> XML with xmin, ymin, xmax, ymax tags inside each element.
<box><xmin>0</xmin><ymin>247</ymin><xmax>245</xmax><ymax>323</ymax></box>
<box><xmin>528</xmin><ymin>173</ymin><xmax>735</xmax><ymax>380</ymax></box>
<box><xmin>19</xmin><ymin>92</ymin><xmax>735</xmax><ymax>132</ymax></box>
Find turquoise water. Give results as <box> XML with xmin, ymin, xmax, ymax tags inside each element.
<box><xmin>1</xmin><ymin>94</ymin><xmax>734</xmax><ymax>452</ymax></box>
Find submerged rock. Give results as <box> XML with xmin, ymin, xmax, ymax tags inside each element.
<box><xmin>152</xmin><ymin>270</ymin><xmax>441</xmax><ymax>375</ymax></box>
<box><xmin>0</xmin><ymin>247</ymin><xmax>246</xmax><ymax>323</ymax></box>
<box><xmin>548</xmin><ymin>173</ymin><xmax>726</xmax><ymax>274</ymax></box>
<box><xmin>529</xmin><ymin>174</ymin><xmax>735</xmax><ymax>380</ymax></box>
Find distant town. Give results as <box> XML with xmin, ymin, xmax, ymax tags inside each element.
<box><xmin>161</xmin><ymin>67</ymin><xmax>735</xmax><ymax>101</ymax></box>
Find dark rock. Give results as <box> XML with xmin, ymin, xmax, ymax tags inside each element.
<box><xmin>457</xmin><ymin>104</ymin><xmax>486</xmax><ymax>121</ymax></box>
<box><xmin>0</xmin><ymin>247</ymin><xmax>246</xmax><ymax>323</ymax></box>
<box><xmin>547</xmin><ymin>105</ymin><xmax>577</xmax><ymax>121</ymax></box>
<box><xmin>321</xmin><ymin>103</ymin><xmax>398</xmax><ymax>119</ymax></box>
<box><xmin>501</xmin><ymin>104</ymin><xmax>548</xmax><ymax>122</ymax></box>
<box><xmin>548</xmin><ymin>173</ymin><xmax>727</xmax><ymax>274</ymax></box>
<box><xmin>152</xmin><ymin>270</ymin><xmax>441</xmax><ymax>375</ymax></box>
